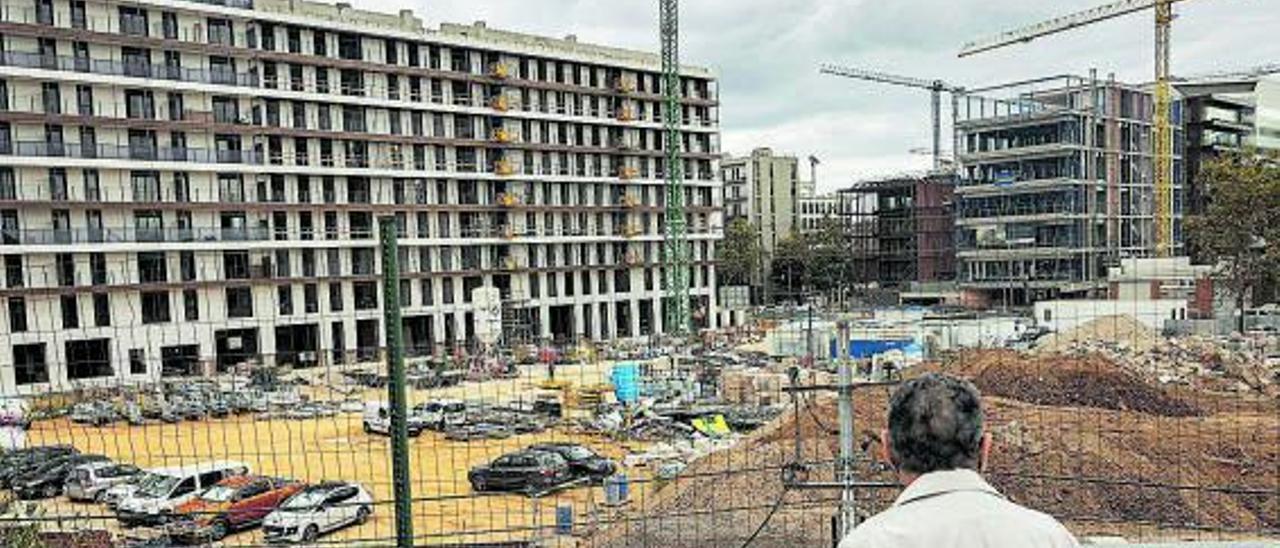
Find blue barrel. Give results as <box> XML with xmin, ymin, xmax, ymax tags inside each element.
<box><xmin>555</xmin><ymin>504</ymin><xmax>573</xmax><ymax>535</ymax></box>
<box><xmin>605</xmin><ymin>474</ymin><xmax>630</xmax><ymax>505</ymax></box>
<box><xmin>611</xmin><ymin>364</ymin><xmax>640</xmax><ymax>403</ymax></box>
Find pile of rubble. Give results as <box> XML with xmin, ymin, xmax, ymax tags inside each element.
<box><xmin>585</xmin><ymin>347</ymin><xmax>1280</xmax><ymax>548</ymax></box>
<box><xmin>1038</xmin><ymin>316</ymin><xmax>1279</xmax><ymax>397</ymax></box>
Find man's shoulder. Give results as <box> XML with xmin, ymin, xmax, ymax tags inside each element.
<box><xmin>839</xmin><ymin>494</ymin><xmax>1078</xmax><ymax>548</ymax></box>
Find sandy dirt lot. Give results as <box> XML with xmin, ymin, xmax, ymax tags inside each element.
<box><xmin>22</xmin><ymin>361</ymin><xmax>655</xmax><ymax>546</ymax></box>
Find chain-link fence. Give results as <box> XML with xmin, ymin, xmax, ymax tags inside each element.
<box><xmin>0</xmin><ymin>230</ymin><xmax>1277</xmax><ymax>547</ymax></box>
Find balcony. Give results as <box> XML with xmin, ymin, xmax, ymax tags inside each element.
<box><xmin>0</xmin><ymin>51</ymin><xmax>259</xmax><ymax>87</ymax></box>
<box><xmin>1</xmin><ymin>141</ymin><xmax>264</xmax><ymax>165</ymax></box>
<box><xmin>1</xmin><ymin>226</ymin><xmax>269</xmax><ymax>246</ymax></box>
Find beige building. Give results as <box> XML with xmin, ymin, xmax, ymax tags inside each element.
<box><xmin>719</xmin><ymin>147</ymin><xmax>799</xmax><ymax>254</ymax></box>
<box><xmin>0</xmin><ymin>0</ymin><xmax>723</xmax><ymax>394</ymax></box>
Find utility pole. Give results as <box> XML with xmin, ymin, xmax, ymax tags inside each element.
<box><xmin>836</xmin><ymin>320</ymin><xmax>857</xmax><ymax>536</ymax></box>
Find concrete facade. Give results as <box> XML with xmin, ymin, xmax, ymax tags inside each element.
<box><xmin>719</xmin><ymin>147</ymin><xmax>798</xmax><ymax>255</ymax></box>
<box><xmin>0</xmin><ymin>0</ymin><xmax>723</xmax><ymax>394</ymax></box>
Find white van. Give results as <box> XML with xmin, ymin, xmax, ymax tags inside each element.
<box><xmin>362</xmin><ymin>402</ymin><xmax>426</xmax><ymax>437</ymax></box>
<box><xmin>115</xmin><ymin>461</ymin><xmax>248</xmax><ymax>526</ymax></box>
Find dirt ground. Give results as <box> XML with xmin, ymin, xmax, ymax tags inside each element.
<box><xmin>22</xmin><ymin>361</ymin><xmax>655</xmax><ymax>546</ymax></box>
<box><xmin>584</xmin><ymin>349</ymin><xmax>1280</xmax><ymax>548</ymax></box>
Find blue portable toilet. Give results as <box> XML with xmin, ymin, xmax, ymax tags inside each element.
<box><xmin>605</xmin><ymin>474</ymin><xmax>630</xmax><ymax>505</ymax></box>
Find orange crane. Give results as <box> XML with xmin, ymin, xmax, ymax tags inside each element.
<box><xmin>958</xmin><ymin>0</ymin><xmax>1198</xmax><ymax>257</ymax></box>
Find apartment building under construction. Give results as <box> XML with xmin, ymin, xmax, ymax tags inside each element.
<box><xmin>0</xmin><ymin>0</ymin><xmax>722</xmax><ymax>393</ymax></box>
<box><xmin>954</xmin><ymin>74</ymin><xmax>1183</xmax><ymax>306</ymax></box>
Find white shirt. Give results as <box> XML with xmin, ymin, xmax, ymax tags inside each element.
<box><xmin>838</xmin><ymin>469</ymin><xmax>1080</xmax><ymax>548</ymax></box>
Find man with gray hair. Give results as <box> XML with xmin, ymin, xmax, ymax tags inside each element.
<box><xmin>839</xmin><ymin>373</ymin><xmax>1079</xmax><ymax>548</ymax></box>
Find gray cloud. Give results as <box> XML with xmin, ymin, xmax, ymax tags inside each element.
<box><xmin>353</xmin><ymin>0</ymin><xmax>1280</xmax><ymax>192</ymax></box>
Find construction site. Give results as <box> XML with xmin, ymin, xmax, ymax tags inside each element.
<box><xmin>0</xmin><ymin>0</ymin><xmax>1277</xmax><ymax>546</ymax></box>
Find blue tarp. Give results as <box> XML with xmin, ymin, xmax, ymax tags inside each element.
<box><xmin>828</xmin><ymin>339</ymin><xmax>916</xmax><ymax>359</ymax></box>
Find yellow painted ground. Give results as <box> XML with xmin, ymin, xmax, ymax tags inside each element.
<box><xmin>23</xmin><ymin>361</ymin><xmax>657</xmax><ymax>546</ymax></box>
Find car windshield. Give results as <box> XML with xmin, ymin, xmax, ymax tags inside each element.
<box><xmin>280</xmin><ymin>490</ymin><xmax>327</xmax><ymax>510</ymax></box>
<box><xmin>444</xmin><ymin>403</ymin><xmax>465</xmax><ymax>412</ymax></box>
<box><xmin>562</xmin><ymin>446</ymin><xmax>595</xmax><ymax>460</ymax></box>
<box><xmin>200</xmin><ymin>485</ymin><xmax>236</xmax><ymax>502</ymax></box>
<box><xmin>137</xmin><ymin>475</ymin><xmax>179</xmax><ymax>498</ymax></box>
<box><xmin>423</xmin><ymin>403</ymin><xmax>442</xmax><ymax>412</ymax></box>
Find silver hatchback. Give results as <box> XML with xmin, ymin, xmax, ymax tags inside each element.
<box><xmin>65</xmin><ymin>462</ymin><xmax>141</xmax><ymax>502</ymax></box>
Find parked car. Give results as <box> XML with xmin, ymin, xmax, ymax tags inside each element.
<box><xmin>12</xmin><ymin>454</ymin><xmax>110</xmax><ymax>499</ymax></box>
<box><xmin>116</xmin><ymin>461</ymin><xmax>249</xmax><ymax>526</ymax></box>
<box><xmin>169</xmin><ymin>475</ymin><xmax>305</xmax><ymax>543</ymax></box>
<box><xmin>65</xmin><ymin>461</ymin><xmax>142</xmax><ymax>502</ymax></box>
<box><xmin>0</xmin><ymin>445</ymin><xmax>77</xmax><ymax>487</ymax></box>
<box><xmin>362</xmin><ymin>402</ymin><xmax>425</xmax><ymax>437</ymax></box>
<box><xmin>468</xmin><ymin>450</ymin><xmax>573</xmax><ymax>494</ymax></box>
<box><xmin>262</xmin><ymin>482</ymin><xmax>373</xmax><ymax>544</ymax></box>
<box><xmin>414</xmin><ymin>399</ymin><xmax>467</xmax><ymax>431</ymax></box>
<box><xmin>528</xmin><ymin>443</ymin><xmax>617</xmax><ymax>481</ymax></box>
<box><xmin>69</xmin><ymin>402</ymin><xmax>118</xmax><ymax>426</ymax></box>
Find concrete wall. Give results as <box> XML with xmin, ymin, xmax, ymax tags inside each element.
<box><xmin>1034</xmin><ymin>299</ymin><xmax>1188</xmax><ymax>333</ymax></box>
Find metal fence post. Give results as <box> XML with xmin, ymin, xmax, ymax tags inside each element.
<box><xmin>379</xmin><ymin>216</ymin><xmax>414</xmax><ymax>547</ymax></box>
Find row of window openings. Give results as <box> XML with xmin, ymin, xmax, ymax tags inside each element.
<box><xmin>34</xmin><ymin>1</ymin><xmax>709</xmax><ymax>99</ymax></box>
<box><xmin>0</xmin><ymin>167</ymin><xmax>716</xmax><ymax>209</ymax></box>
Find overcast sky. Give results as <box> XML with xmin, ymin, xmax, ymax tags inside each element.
<box><xmin>351</xmin><ymin>0</ymin><xmax>1280</xmax><ymax>193</ymax></box>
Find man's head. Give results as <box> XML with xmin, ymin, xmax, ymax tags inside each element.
<box><xmin>881</xmin><ymin>373</ymin><xmax>990</xmax><ymax>479</ymax></box>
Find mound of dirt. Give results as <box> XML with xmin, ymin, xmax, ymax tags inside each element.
<box><xmin>584</xmin><ymin>348</ymin><xmax>1278</xmax><ymax>548</ymax></box>
<box><xmin>1037</xmin><ymin>314</ymin><xmax>1158</xmax><ymax>353</ymax></box>
<box><xmin>939</xmin><ymin>350</ymin><xmax>1203</xmax><ymax>417</ymax></box>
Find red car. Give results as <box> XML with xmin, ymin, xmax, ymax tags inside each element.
<box><xmin>169</xmin><ymin>475</ymin><xmax>304</xmax><ymax>543</ymax></box>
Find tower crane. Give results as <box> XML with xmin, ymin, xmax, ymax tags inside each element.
<box><xmin>957</xmin><ymin>0</ymin><xmax>1206</xmax><ymax>258</ymax></box>
<box><xmin>819</xmin><ymin>64</ymin><xmax>964</xmax><ymax>171</ymax></box>
<box><xmin>660</xmin><ymin>0</ymin><xmax>691</xmax><ymax>335</ymax></box>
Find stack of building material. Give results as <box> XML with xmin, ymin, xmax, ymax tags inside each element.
<box><xmin>719</xmin><ymin>368</ymin><xmax>787</xmax><ymax>406</ymax></box>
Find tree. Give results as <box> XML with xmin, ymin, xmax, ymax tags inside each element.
<box><xmin>716</xmin><ymin>218</ymin><xmax>764</xmax><ymax>287</ymax></box>
<box><xmin>769</xmin><ymin>232</ymin><xmax>810</xmax><ymax>301</ymax></box>
<box><xmin>1185</xmin><ymin>149</ymin><xmax>1280</xmax><ymax>331</ymax></box>
<box><xmin>806</xmin><ymin>217</ymin><xmax>854</xmax><ymax>297</ymax></box>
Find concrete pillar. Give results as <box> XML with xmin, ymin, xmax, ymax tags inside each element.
<box><xmin>652</xmin><ymin>296</ymin><xmax>664</xmax><ymax>335</ymax></box>
<box><xmin>539</xmin><ymin>304</ymin><xmax>553</xmax><ymax>339</ymax></box>
<box><xmin>629</xmin><ymin>299</ymin><xmax>641</xmax><ymax>338</ymax></box>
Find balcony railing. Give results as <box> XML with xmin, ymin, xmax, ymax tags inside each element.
<box><xmin>0</xmin><ymin>226</ymin><xmax>270</xmax><ymax>246</ymax></box>
<box><xmin>0</xmin><ymin>51</ymin><xmax>258</xmax><ymax>87</ymax></box>
<box><xmin>0</xmin><ymin>141</ymin><xmax>264</xmax><ymax>164</ymax></box>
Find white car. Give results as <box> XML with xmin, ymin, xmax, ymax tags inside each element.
<box><xmin>64</xmin><ymin>462</ymin><xmax>141</xmax><ymax>502</ymax></box>
<box><xmin>116</xmin><ymin>461</ymin><xmax>248</xmax><ymax>526</ymax></box>
<box><xmin>263</xmin><ymin>482</ymin><xmax>373</xmax><ymax>543</ymax></box>
<box><xmin>362</xmin><ymin>402</ymin><xmax>426</xmax><ymax>437</ymax></box>
<box><xmin>413</xmin><ymin>399</ymin><xmax>467</xmax><ymax>431</ymax></box>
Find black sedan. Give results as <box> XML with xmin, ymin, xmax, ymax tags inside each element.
<box><xmin>527</xmin><ymin>443</ymin><xmax>617</xmax><ymax>481</ymax></box>
<box><xmin>468</xmin><ymin>450</ymin><xmax>573</xmax><ymax>494</ymax></box>
<box><xmin>0</xmin><ymin>446</ymin><xmax>78</xmax><ymax>488</ymax></box>
<box><xmin>12</xmin><ymin>454</ymin><xmax>110</xmax><ymax>499</ymax></box>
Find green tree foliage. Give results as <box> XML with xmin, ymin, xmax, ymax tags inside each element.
<box><xmin>716</xmin><ymin>218</ymin><xmax>764</xmax><ymax>286</ymax></box>
<box><xmin>768</xmin><ymin>218</ymin><xmax>854</xmax><ymax>301</ymax></box>
<box><xmin>1185</xmin><ymin>149</ymin><xmax>1280</xmax><ymax>327</ymax></box>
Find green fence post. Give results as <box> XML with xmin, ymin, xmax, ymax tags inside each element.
<box><xmin>379</xmin><ymin>216</ymin><xmax>414</xmax><ymax>547</ymax></box>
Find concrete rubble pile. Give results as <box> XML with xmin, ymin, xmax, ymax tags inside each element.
<box><xmin>1051</xmin><ymin>332</ymin><xmax>1278</xmax><ymax>398</ymax></box>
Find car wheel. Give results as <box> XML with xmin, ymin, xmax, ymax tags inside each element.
<box><xmin>43</xmin><ymin>484</ymin><xmax>58</xmax><ymax>498</ymax></box>
<box><xmin>209</xmin><ymin>519</ymin><xmax>230</xmax><ymax>541</ymax></box>
<box><xmin>302</xmin><ymin>524</ymin><xmax>320</xmax><ymax>543</ymax></box>
<box><xmin>363</xmin><ymin>422</ymin><xmax>372</xmax><ymax>433</ymax></box>
<box><xmin>356</xmin><ymin>505</ymin><xmax>370</xmax><ymax>525</ymax></box>
<box><xmin>471</xmin><ymin>476</ymin><xmax>486</xmax><ymax>492</ymax></box>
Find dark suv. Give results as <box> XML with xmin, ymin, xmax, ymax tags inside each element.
<box><xmin>468</xmin><ymin>450</ymin><xmax>572</xmax><ymax>494</ymax></box>
<box><xmin>527</xmin><ymin>443</ymin><xmax>617</xmax><ymax>481</ymax></box>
